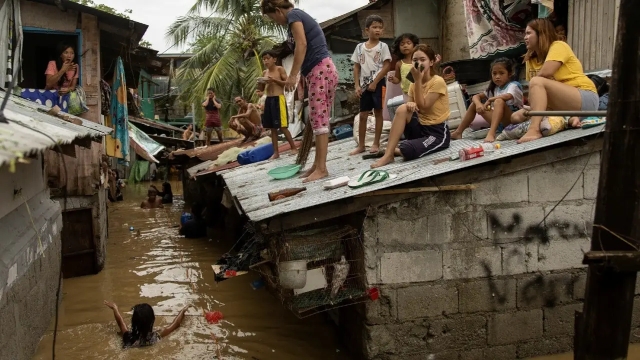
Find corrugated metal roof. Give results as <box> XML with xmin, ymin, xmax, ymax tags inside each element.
<box><xmin>129</xmin><ymin>116</ymin><xmax>184</xmax><ymax>133</ymax></box>
<box><xmin>0</xmin><ymin>91</ymin><xmax>111</xmax><ymax>167</ymax></box>
<box><xmin>221</xmin><ymin>125</ymin><xmax>605</xmax><ymax>222</ymax></box>
<box><xmin>320</xmin><ymin>0</ymin><xmax>390</xmax><ymax>29</ymax></box>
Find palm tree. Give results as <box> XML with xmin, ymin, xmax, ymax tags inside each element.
<box><xmin>167</xmin><ymin>0</ymin><xmax>295</xmax><ymax>123</ymax></box>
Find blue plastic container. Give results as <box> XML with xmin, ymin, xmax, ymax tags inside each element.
<box><xmin>180</xmin><ymin>212</ymin><xmax>193</xmax><ymax>226</ymax></box>
<box><xmin>332</xmin><ymin>124</ymin><xmax>353</xmax><ymax>140</ymax></box>
<box><xmin>238</xmin><ymin>143</ymin><xmax>275</xmax><ymax>165</ymax></box>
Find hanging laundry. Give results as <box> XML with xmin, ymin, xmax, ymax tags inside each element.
<box><xmin>109</xmin><ymin>57</ymin><xmax>130</xmax><ymax>159</ymax></box>
<box><xmin>464</xmin><ymin>0</ymin><xmax>529</xmax><ymax>59</ymax></box>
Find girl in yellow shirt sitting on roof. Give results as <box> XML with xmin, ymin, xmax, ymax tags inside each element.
<box><xmin>513</xmin><ymin>18</ymin><xmax>598</xmax><ymax>143</ymax></box>
<box><xmin>371</xmin><ymin>44</ymin><xmax>450</xmax><ymax>169</ymax></box>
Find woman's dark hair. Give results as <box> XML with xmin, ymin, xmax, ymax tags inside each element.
<box><xmin>523</xmin><ymin>18</ymin><xmax>558</xmax><ymax>63</ymax></box>
<box><xmin>261</xmin><ymin>0</ymin><xmax>294</xmax><ymax>14</ymax></box>
<box><xmin>207</xmin><ymin>87</ymin><xmax>214</xmax><ymax>92</ymax></box>
<box><xmin>391</xmin><ymin>33</ymin><xmax>419</xmax><ymax>58</ymax></box>
<box><xmin>55</xmin><ymin>42</ymin><xmax>76</xmax><ymax>88</ymax></box>
<box><xmin>486</xmin><ymin>58</ymin><xmax>515</xmax><ymax>96</ymax></box>
<box><xmin>191</xmin><ymin>202</ymin><xmax>204</xmax><ymax>221</ymax></box>
<box><xmin>122</xmin><ymin>303</ymin><xmax>155</xmax><ymax>348</ymax></box>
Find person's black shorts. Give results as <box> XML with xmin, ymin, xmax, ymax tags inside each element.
<box><xmin>360</xmin><ymin>79</ymin><xmax>385</xmax><ymax>112</ymax></box>
<box><xmin>262</xmin><ymin>95</ymin><xmax>288</xmax><ymax>129</ymax></box>
<box><xmin>398</xmin><ymin>112</ymin><xmax>450</xmax><ymax>160</ymax></box>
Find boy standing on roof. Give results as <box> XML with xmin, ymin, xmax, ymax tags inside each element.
<box><xmin>350</xmin><ymin>15</ymin><xmax>392</xmax><ymax>156</ymax></box>
<box><xmin>261</xmin><ymin>50</ymin><xmax>298</xmax><ymax>159</ymax></box>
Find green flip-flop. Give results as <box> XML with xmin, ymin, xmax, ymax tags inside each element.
<box><xmin>348</xmin><ymin>170</ymin><xmax>389</xmax><ymax>189</ymax></box>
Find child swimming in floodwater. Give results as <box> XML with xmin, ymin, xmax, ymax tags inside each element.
<box><xmin>103</xmin><ymin>301</ymin><xmax>190</xmax><ymax>348</ymax></box>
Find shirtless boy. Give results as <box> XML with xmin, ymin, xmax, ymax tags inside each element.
<box><xmin>140</xmin><ymin>188</ymin><xmax>163</xmax><ymax>209</ymax></box>
<box><xmin>261</xmin><ymin>50</ymin><xmax>297</xmax><ymax>159</ymax></box>
<box><xmin>230</xmin><ymin>96</ymin><xmax>262</xmax><ymax>142</ymax></box>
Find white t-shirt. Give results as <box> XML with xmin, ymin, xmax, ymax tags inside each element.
<box><xmin>485</xmin><ymin>81</ymin><xmax>524</xmax><ymax>110</ymax></box>
<box><xmin>351</xmin><ymin>41</ymin><xmax>392</xmax><ymax>87</ymax></box>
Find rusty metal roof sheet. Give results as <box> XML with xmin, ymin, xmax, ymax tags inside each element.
<box><xmin>0</xmin><ymin>91</ymin><xmax>111</xmax><ymax>167</ymax></box>
<box><xmin>221</xmin><ymin>125</ymin><xmax>606</xmax><ymax>222</ymax></box>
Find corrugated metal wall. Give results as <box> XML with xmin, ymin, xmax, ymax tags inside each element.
<box><xmin>567</xmin><ymin>0</ymin><xmax>620</xmax><ymax>71</ymax></box>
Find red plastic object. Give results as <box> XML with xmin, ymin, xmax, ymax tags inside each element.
<box><xmin>225</xmin><ymin>270</ymin><xmax>237</xmax><ymax>277</ymax></box>
<box><xmin>205</xmin><ymin>310</ymin><xmax>224</xmax><ymax>324</ymax></box>
<box><xmin>368</xmin><ymin>287</ymin><xmax>380</xmax><ymax>301</ymax></box>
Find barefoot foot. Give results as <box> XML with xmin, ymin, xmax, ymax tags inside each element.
<box><xmin>450</xmin><ymin>131</ymin><xmax>463</xmax><ymax>140</ymax></box>
<box><xmin>299</xmin><ymin>166</ymin><xmax>316</xmax><ymax>178</ymax></box>
<box><xmin>483</xmin><ymin>134</ymin><xmax>496</xmax><ymax>143</ymax></box>
<box><xmin>517</xmin><ymin>129</ymin><xmax>543</xmax><ymax>144</ymax></box>
<box><xmin>349</xmin><ymin>147</ymin><xmax>366</xmax><ymax>156</ymax></box>
<box><xmin>302</xmin><ymin>169</ymin><xmax>329</xmax><ymax>183</ymax></box>
<box><xmin>369</xmin><ymin>145</ymin><xmax>379</xmax><ymax>154</ymax></box>
<box><xmin>371</xmin><ymin>155</ymin><xmax>395</xmax><ymax>169</ymax></box>
<box><xmin>289</xmin><ymin>148</ymin><xmax>298</xmax><ymax>155</ymax></box>
<box><xmin>269</xmin><ymin>153</ymin><xmax>280</xmax><ymax>160</ymax></box>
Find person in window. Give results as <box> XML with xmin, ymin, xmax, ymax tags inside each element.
<box><xmin>45</xmin><ymin>42</ymin><xmax>78</xmax><ymax>95</ymax></box>
<box><xmin>103</xmin><ymin>301</ymin><xmax>190</xmax><ymax>348</ymax></box>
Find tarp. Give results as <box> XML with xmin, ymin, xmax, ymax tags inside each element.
<box><xmin>129</xmin><ymin>122</ymin><xmax>164</xmax><ymax>163</ymax></box>
<box><xmin>128</xmin><ymin>160</ymin><xmax>149</xmax><ymax>184</ymax></box>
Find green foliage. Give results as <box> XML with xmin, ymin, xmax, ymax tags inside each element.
<box><xmin>167</xmin><ymin>0</ymin><xmax>294</xmax><ymax>125</ymax></box>
<box><xmin>139</xmin><ymin>39</ymin><xmax>153</xmax><ymax>48</ymax></box>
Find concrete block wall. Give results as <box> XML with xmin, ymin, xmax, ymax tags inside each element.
<box><xmin>0</xmin><ymin>190</ymin><xmax>62</xmax><ymax>360</ymax></box>
<box><xmin>360</xmin><ymin>152</ymin><xmax>605</xmax><ymax>359</ymax></box>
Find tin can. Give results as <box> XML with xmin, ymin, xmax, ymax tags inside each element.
<box><xmin>459</xmin><ymin>146</ymin><xmax>485</xmax><ymax>161</ymax></box>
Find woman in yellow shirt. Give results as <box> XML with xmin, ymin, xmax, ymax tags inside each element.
<box><xmin>371</xmin><ymin>44</ymin><xmax>451</xmax><ymax>169</ymax></box>
<box><xmin>515</xmin><ymin>18</ymin><xmax>598</xmax><ymax>143</ymax></box>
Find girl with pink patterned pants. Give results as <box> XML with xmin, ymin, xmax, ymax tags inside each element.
<box><xmin>262</xmin><ymin>0</ymin><xmax>339</xmax><ymax>182</ymax></box>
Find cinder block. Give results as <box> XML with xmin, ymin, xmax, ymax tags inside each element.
<box><xmin>488</xmin><ymin>206</ymin><xmax>545</xmax><ymax>243</ymax></box>
<box><xmin>484</xmin><ymin>345</ymin><xmax>517</xmax><ymax>360</ymax></box>
<box><xmin>397</xmin><ymin>283</ymin><xmax>458</xmax><ymax>320</ymax></box>
<box><xmin>459</xmin><ymin>278</ymin><xmax>516</xmax><ymax>313</ymax></box>
<box><xmin>378</xmin><ymin>215</ymin><xmax>429</xmax><ymax>246</ymax></box>
<box><xmin>427</xmin><ymin>213</ymin><xmax>452</xmax><ymax>244</ymax></box>
<box><xmin>365</xmin><ymin>325</ymin><xmax>397</xmax><ymax>358</ymax></box>
<box><xmin>517</xmin><ymin>273</ymin><xmax>575</xmax><ymax>309</ymax></box>
<box><xmin>365</xmin><ymin>287</ymin><xmax>395</xmax><ymax>325</ymax></box>
<box><xmin>424</xmin><ymin>316</ymin><xmax>487</xmax><ymax>352</ymax></box>
<box><xmin>363</xmin><ymin>216</ymin><xmax>378</xmax><ymax>247</ymax></box>
<box><xmin>459</xmin><ymin>349</ymin><xmax>483</xmax><ymax>360</ymax></box>
<box><xmin>452</xmin><ymin>207</ymin><xmax>488</xmax><ymax>242</ymax></box>
<box><xmin>583</xmin><ymin>168</ymin><xmax>600</xmax><ymax>200</ymax></box>
<box><xmin>516</xmin><ymin>336</ymin><xmax>573</xmax><ymax>358</ymax></box>
<box><xmin>502</xmin><ymin>243</ymin><xmax>537</xmax><ymax>275</ymax></box>
<box><xmin>488</xmin><ymin>310</ymin><xmax>543</xmax><ymax>345</ymax></box>
<box><xmin>472</xmin><ymin>172</ymin><xmax>529</xmax><ymax>205</ymax></box>
<box><xmin>544</xmin><ymin>303</ymin><xmax>582</xmax><ymax>336</ymax></box>
<box><xmin>573</xmin><ymin>273</ymin><xmax>587</xmax><ymax>300</ymax></box>
<box><xmin>380</xmin><ymin>251</ymin><xmax>443</xmax><ymax>284</ymax></box>
<box><xmin>443</xmin><ymin>246</ymin><xmax>502</xmax><ymax>280</ymax></box>
<box><xmin>543</xmin><ymin>204</ymin><xmax>594</xmax><ymax>240</ymax></box>
<box><xmin>536</xmin><ymin>238</ymin><xmax>590</xmax><ymax>272</ymax></box>
<box><xmin>528</xmin><ymin>167</ymin><xmax>584</xmax><ymax>202</ymax></box>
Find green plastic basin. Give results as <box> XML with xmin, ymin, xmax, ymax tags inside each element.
<box><xmin>267</xmin><ymin>164</ymin><xmax>301</xmax><ymax>180</ymax></box>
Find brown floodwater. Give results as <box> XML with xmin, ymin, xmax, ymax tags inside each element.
<box><xmin>32</xmin><ymin>181</ymin><xmax>640</xmax><ymax>360</ymax></box>
<box><xmin>33</xmin><ymin>181</ymin><xmax>350</xmax><ymax>360</ymax></box>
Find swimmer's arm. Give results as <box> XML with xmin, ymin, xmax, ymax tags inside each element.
<box><xmin>140</xmin><ymin>201</ymin><xmax>147</xmax><ymax>209</ymax></box>
<box><xmin>104</xmin><ymin>301</ymin><xmax>128</xmax><ymax>334</ymax></box>
<box><xmin>159</xmin><ymin>306</ymin><xmax>190</xmax><ymax>338</ymax></box>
